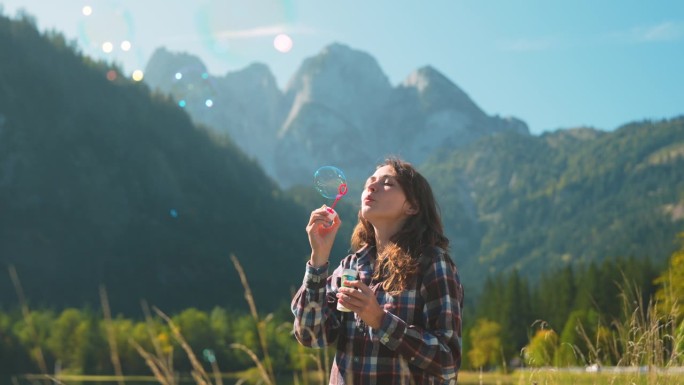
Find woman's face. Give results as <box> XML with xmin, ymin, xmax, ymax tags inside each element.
<box><xmin>361</xmin><ymin>165</ymin><xmax>414</xmax><ymax>225</ymax></box>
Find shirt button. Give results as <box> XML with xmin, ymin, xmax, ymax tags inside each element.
<box><xmin>353</xmin><ymin>357</ymin><xmax>360</xmax><ymax>363</ymax></box>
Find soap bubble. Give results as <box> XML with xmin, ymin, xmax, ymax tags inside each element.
<box><xmin>314</xmin><ymin>166</ymin><xmax>347</xmax><ymax>200</ymax></box>
<box><xmin>202</xmin><ymin>349</ymin><xmax>216</xmax><ymax>363</ymax></box>
<box><xmin>169</xmin><ymin>65</ymin><xmax>218</xmax><ymax>109</ymax></box>
<box><xmin>77</xmin><ymin>2</ymin><xmax>146</xmax><ymax>74</ymax></box>
<box><xmin>78</xmin><ymin>3</ymin><xmax>135</xmax><ymax>54</ymax></box>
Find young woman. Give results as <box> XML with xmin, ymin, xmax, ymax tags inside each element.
<box><xmin>292</xmin><ymin>158</ymin><xmax>464</xmax><ymax>384</ymax></box>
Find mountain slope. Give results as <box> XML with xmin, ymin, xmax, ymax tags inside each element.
<box><xmin>422</xmin><ymin>118</ymin><xmax>684</xmax><ymax>289</ymax></box>
<box><xmin>0</xmin><ymin>14</ymin><xmax>309</xmax><ymax>314</ymax></box>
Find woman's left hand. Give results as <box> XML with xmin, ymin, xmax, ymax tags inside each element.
<box><xmin>337</xmin><ymin>280</ymin><xmax>385</xmax><ymax>329</ymax></box>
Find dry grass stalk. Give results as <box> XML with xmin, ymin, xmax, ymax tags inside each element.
<box><xmin>572</xmin><ymin>276</ymin><xmax>683</xmax><ymax>385</ymax></box>
<box><xmin>153</xmin><ymin>306</ymin><xmax>213</xmax><ymax>385</ymax></box>
<box><xmin>141</xmin><ymin>300</ymin><xmax>169</xmax><ymax>362</ymax></box>
<box><xmin>613</xmin><ymin>278</ymin><xmax>668</xmax><ymax>368</ymax></box>
<box><xmin>136</xmin><ymin>300</ymin><xmax>177</xmax><ymax>384</ymax></box>
<box><xmin>230</xmin><ymin>254</ymin><xmax>276</xmax><ymax>383</ymax></box>
<box><xmin>130</xmin><ymin>339</ymin><xmax>175</xmax><ymax>385</ymax></box>
<box><xmin>100</xmin><ymin>285</ymin><xmax>125</xmax><ymax>385</ymax></box>
<box><xmin>8</xmin><ymin>265</ymin><xmax>49</xmax><ymax>379</ymax></box>
<box><xmin>230</xmin><ymin>343</ymin><xmax>274</xmax><ymax>385</ymax></box>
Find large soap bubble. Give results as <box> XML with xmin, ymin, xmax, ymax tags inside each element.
<box><xmin>313</xmin><ymin>166</ymin><xmax>348</xmax><ymax>227</ymax></box>
<box><xmin>314</xmin><ymin>166</ymin><xmax>347</xmax><ymax>200</ymax></box>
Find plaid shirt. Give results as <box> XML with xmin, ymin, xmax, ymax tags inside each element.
<box><xmin>292</xmin><ymin>246</ymin><xmax>463</xmax><ymax>385</ymax></box>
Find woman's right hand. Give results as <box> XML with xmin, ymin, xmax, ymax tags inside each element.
<box><xmin>306</xmin><ymin>205</ymin><xmax>341</xmax><ymax>267</ymax></box>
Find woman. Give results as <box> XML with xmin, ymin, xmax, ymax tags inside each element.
<box><xmin>292</xmin><ymin>158</ymin><xmax>464</xmax><ymax>385</ymax></box>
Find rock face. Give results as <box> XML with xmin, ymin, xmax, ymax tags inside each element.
<box><xmin>144</xmin><ymin>48</ymin><xmax>286</xmax><ymax>177</ymax></box>
<box><xmin>144</xmin><ymin>43</ymin><xmax>530</xmax><ymax>186</ymax></box>
<box><xmin>276</xmin><ymin>43</ymin><xmax>393</xmax><ymax>184</ymax></box>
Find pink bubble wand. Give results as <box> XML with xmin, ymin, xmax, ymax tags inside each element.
<box><xmin>325</xmin><ymin>183</ymin><xmax>348</xmax><ymax>223</ymax></box>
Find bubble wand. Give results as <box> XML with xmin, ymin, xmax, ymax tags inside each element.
<box><xmin>326</xmin><ymin>182</ymin><xmax>348</xmax><ymax>215</ymax></box>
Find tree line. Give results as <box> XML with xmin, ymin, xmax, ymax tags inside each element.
<box><xmin>2</xmin><ymin>235</ymin><xmax>683</xmax><ymax>376</ymax></box>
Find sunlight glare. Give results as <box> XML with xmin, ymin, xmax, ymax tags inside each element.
<box><xmin>132</xmin><ymin>70</ymin><xmax>144</xmax><ymax>82</ymax></box>
<box><xmin>273</xmin><ymin>34</ymin><xmax>293</xmax><ymax>53</ymax></box>
<box><xmin>102</xmin><ymin>41</ymin><xmax>113</xmax><ymax>53</ymax></box>
<box><xmin>82</xmin><ymin>6</ymin><xmax>93</xmax><ymax>16</ymax></box>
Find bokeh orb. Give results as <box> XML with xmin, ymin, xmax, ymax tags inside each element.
<box><xmin>273</xmin><ymin>33</ymin><xmax>293</xmax><ymax>53</ymax></box>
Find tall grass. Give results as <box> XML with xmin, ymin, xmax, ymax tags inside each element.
<box><xmin>9</xmin><ymin>256</ymin><xmax>682</xmax><ymax>385</ymax></box>
<box><xmin>522</xmin><ymin>275</ymin><xmax>684</xmax><ymax>385</ymax></box>
<box><xmin>8</xmin><ymin>265</ymin><xmax>49</xmax><ymax>378</ymax></box>
<box><xmin>100</xmin><ymin>285</ymin><xmax>125</xmax><ymax>385</ymax></box>
<box><xmin>131</xmin><ymin>254</ymin><xmax>331</xmax><ymax>385</ymax></box>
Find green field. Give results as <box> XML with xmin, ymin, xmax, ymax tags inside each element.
<box><xmin>10</xmin><ymin>369</ymin><xmax>684</xmax><ymax>385</ymax></box>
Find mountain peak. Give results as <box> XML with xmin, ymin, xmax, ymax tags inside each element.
<box><xmin>401</xmin><ymin>65</ymin><xmax>485</xmax><ymax>117</ymax></box>
<box><xmin>403</xmin><ymin>65</ymin><xmax>449</xmax><ymax>89</ymax></box>
<box><xmin>284</xmin><ymin>42</ymin><xmax>390</xmax><ymax>93</ymax></box>
<box><xmin>321</xmin><ymin>41</ymin><xmax>354</xmax><ymax>55</ymax></box>
<box><xmin>145</xmin><ymin>47</ymin><xmax>206</xmax><ymax>74</ymax></box>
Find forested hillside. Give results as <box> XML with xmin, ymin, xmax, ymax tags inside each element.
<box><xmin>0</xmin><ymin>13</ymin><xmax>312</xmax><ymax>314</ymax></box>
<box><xmin>423</xmin><ymin>118</ymin><xmax>684</xmax><ymax>290</ymax></box>
<box><xmin>2</xmin><ymin>11</ymin><xmax>683</xmax><ymax>318</ymax></box>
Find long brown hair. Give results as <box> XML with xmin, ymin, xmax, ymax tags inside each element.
<box><xmin>351</xmin><ymin>158</ymin><xmax>449</xmax><ymax>292</ymax></box>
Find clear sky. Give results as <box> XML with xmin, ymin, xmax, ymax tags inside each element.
<box><xmin>2</xmin><ymin>0</ymin><xmax>683</xmax><ymax>133</ymax></box>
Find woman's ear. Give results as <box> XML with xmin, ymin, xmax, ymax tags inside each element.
<box><xmin>404</xmin><ymin>202</ymin><xmax>418</xmax><ymax>216</ymax></box>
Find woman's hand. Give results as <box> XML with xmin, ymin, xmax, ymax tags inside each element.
<box><xmin>306</xmin><ymin>205</ymin><xmax>341</xmax><ymax>267</ymax></box>
<box><xmin>337</xmin><ymin>280</ymin><xmax>385</xmax><ymax>329</ymax></box>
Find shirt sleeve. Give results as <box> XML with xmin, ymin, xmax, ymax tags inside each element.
<box><xmin>291</xmin><ymin>261</ymin><xmax>342</xmax><ymax>348</ymax></box>
<box><xmin>369</xmin><ymin>254</ymin><xmax>464</xmax><ymax>381</ymax></box>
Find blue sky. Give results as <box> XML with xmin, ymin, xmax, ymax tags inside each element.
<box><xmin>2</xmin><ymin>0</ymin><xmax>682</xmax><ymax>133</ymax></box>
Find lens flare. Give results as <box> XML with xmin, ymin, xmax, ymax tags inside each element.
<box><xmin>77</xmin><ymin>3</ymin><xmax>143</xmax><ymax>70</ymax></box>
<box><xmin>106</xmin><ymin>70</ymin><xmax>117</xmax><ymax>81</ymax></box>
<box><xmin>168</xmin><ymin>64</ymin><xmax>218</xmax><ymax>110</ymax></box>
<box><xmin>194</xmin><ymin>0</ymin><xmax>297</xmax><ymax>62</ymax></box>
<box><xmin>273</xmin><ymin>33</ymin><xmax>293</xmax><ymax>53</ymax></box>
<box><xmin>102</xmin><ymin>42</ymin><xmax>114</xmax><ymax>53</ymax></box>
<box><xmin>131</xmin><ymin>70</ymin><xmax>144</xmax><ymax>81</ymax></box>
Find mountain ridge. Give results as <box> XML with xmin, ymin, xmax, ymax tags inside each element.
<box><xmin>144</xmin><ymin>42</ymin><xmax>529</xmax><ymax>186</ymax></box>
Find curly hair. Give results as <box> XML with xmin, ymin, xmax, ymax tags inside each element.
<box><xmin>350</xmin><ymin>158</ymin><xmax>449</xmax><ymax>293</ymax></box>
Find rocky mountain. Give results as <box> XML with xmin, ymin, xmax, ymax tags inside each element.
<box><xmin>144</xmin><ymin>43</ymin><xmax>529</xmax><ymax>187</ymax></box>
<box><xmin>144</xmin><ymin>48</ymin><xmax>287</xmax><ymax>178</ymax></box>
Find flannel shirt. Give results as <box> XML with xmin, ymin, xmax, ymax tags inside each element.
<box><xmin>292</xmin><ymin>246</ymin><xmax>463</xmax><ymax>385</ymax></box>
